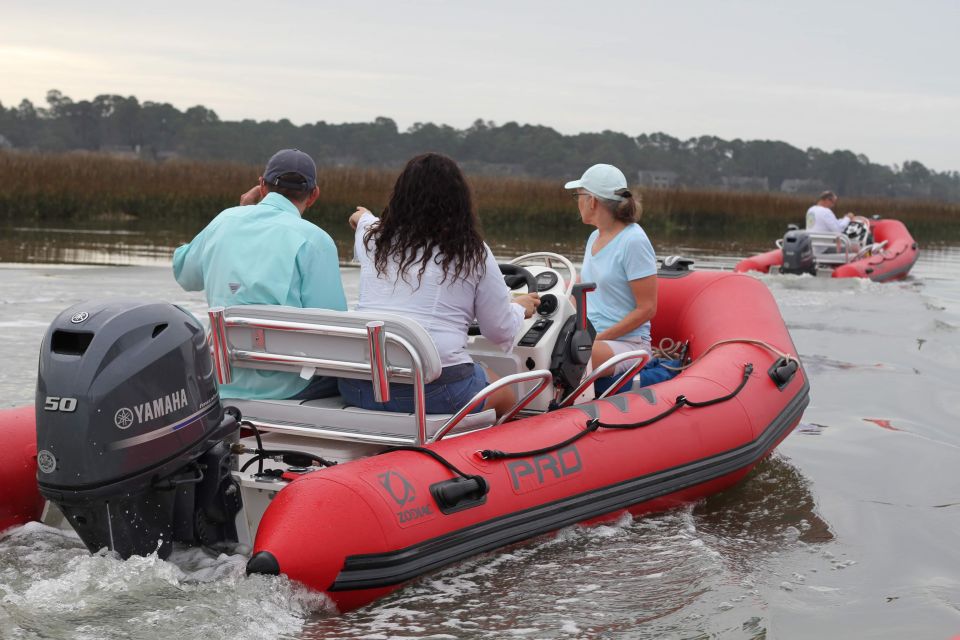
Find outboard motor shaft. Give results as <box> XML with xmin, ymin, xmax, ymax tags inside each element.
<box><xmin>35</xmin><ymin>299</ymin><xmax>240</xmax><ymax>559</ymax></box>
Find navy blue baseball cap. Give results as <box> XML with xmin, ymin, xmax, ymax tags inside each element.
<box><xmin>263</xmin><ymin>149</ymin><xmax>317</xmax><ymax>191</ymax></box>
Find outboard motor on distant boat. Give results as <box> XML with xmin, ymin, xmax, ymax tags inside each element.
<box><xmin>35</xmin><ymin>299</ymin><xmax>240</xmax><ymax>559</ymax></box>
<box><xmin>780</xmin><ymin>229</ymin><xmax>816</xmax><ymax>275</ymax></box>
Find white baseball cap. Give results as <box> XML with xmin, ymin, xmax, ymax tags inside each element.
<box><xmin>564</xmin><ymin>164</ymin><xmax>629</xmax><ymax>200</ymax></box>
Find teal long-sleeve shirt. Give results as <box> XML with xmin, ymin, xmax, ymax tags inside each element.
<box><xmin>173</xmin><ymin>192</ymin><xmax>347</xmax><ymax>399</ymax></box>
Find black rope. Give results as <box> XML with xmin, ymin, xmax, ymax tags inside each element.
<box><xmin>480</xmin><ymin>363</ymin><xmax>754</xmax><ymax>461</ymax></box>
<box><xmin>680</xmin><ymin>363</ymin><xmax>753</xmax><ymax>408</ymax></box>
<box><xmin>479</xmin><ymin>420</ymin><xmax>603</xmax><ymax>460</ymax></box>
<box><xmin>378</xmin><ymin>445</ymin><xmax>484</xmax><ymax>485</ymax></box>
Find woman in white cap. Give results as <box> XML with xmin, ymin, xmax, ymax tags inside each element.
<box><xmin>565</xmin><ymin>164</ymin><xmax>658</xmax><ymax>375</ymax></box>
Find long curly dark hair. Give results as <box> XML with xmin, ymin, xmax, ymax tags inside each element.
<box><xmin>365</xmin><ymin>153</ymin><xmax>487</xmax><ymax>286</ymax></box>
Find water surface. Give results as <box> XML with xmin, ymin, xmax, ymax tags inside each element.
<box><xmin>1</xmin><ymin>229</ymin><xmax>958</xmax><ymax>639</ymax></box>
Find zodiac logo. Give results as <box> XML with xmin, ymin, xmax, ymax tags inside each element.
<box><xmin>378</xmin><ymin>470</ymin><xmax>416</xmax><ymax>506</ymax></box>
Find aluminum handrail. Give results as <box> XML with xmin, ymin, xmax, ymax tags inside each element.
<box><xmin>430</xmin><ymin>369</ymin><xmax>554</xmax><ymax>442</ymax></box>
<box><xmin>597</xmin><ymin>352</ymin><xmax>652</xmax><ymax>399</ymax></box>
<box><xmin>230</xmin><ymin>350</ymin><xmax>407</xmax><ymax>377</ymax></box>
<box><xmin>559</xmin><ymin>350</ymin><xmax>651</xmax><ymax>407</ymax></box>
<box><xmin>208</xmin><ymin>308</ymin><xmax>232</xmax><ymax>385</ymax></box>
<box><xmin>495</xmin><ymin>370</ymin><xmax>555</xmax><ymax>425</ymax></box>
<box><xmin>239</xmin><ymin>418</ymin><xmax>415</xmax><ymax>446</ymax></box>
<box><xmin>223</xmin><ymin>315</ymin><xmax>423</xmax><ymax>379</ymax></box>
<box><xmin>807</xmin><ymin>232</ymin><xmax>855</xmax><ymax>263</ymax></box>
<box><xmin>211</xmin><ymin>313</ymin><xmax>430</xmax><ymax>444</ymax></box>
<box><xmin>228</xmin><ymin>316</ymin><xmax>370</xmax><ymax>338</ymax></box>
<box><xmin>856</xmin><ymin>239</ymin><xmax>888</xmax><ymax>259</ymax></box>
<box><xmin>366</xmin><ymin>321</ymin><xmax>390</xmax><ymax>403</ymax></box>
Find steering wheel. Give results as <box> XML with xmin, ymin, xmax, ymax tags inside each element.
<box><xmin>844</xmin><ymin>215</ymin><xmax>871</xmax><ymax>245</ymax></box>
<box><xmin>499</xmin><ymin>263</ymin><xmax>537</xmax><ymax>293</ymax></box>
<box><xmin>509</xmin><ymin>252</ymin><xmax>578</xmax><ymax>297</ymax></box>
<box><xmin>467</xmin><ymin>263</ymin><xmax>537</xmax><ymax>336</ymax></box>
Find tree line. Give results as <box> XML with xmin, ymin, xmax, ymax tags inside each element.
<box><xmin>2</xmin><ymin>89</ymin><xmax>958</xmax><ymax>202</ymax></box>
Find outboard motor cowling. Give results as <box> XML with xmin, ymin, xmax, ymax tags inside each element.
<box><xmin>36</xmin><ymin>299</ymin><xmax>239</xmax><ymax>559</ymax></box>
<box><xmin>780</xmin><ymin>230</ymin><xmax>816</xmax><ymax>275</ymax></box>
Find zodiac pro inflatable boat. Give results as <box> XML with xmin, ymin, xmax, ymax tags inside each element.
<box><xmin>0</xmin><ymin>254</ymin><xmax>808</xmax><ymax>613</ymax></box>
<box><xmin>735</xmin><ymin>217</ymin><xmax>918</xmax><ymax>281</ymax></box>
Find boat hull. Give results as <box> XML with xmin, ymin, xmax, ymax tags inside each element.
<box><xmin>251</xmin><ymin>270</ymin><xmax>809</xmax><ymax>612</ymax></box>
<box><xmin>0</xmin><ymin>405</ymin><xmax>44</xmax><ymax>533</ymax></box>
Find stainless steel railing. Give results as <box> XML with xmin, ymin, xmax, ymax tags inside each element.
<box><xmin>208</xmin><ymin>309</ymin><xmax>429</xmax><ymax>443</ymax></box>
<box><xmin>431</xmin><ymin>369</ymin><xmax>555</xmax><ymax>442</ymax></box>
<box><xmin>558</xmin><ymin>350</ymin><xmax>651</xmax><ymax>408</ymax></box>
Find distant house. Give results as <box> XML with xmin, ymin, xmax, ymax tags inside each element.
<box><xmin>889</xmin><ymin>182</ymin><xmax>932</xmax><ymax>198</ymax></box>
<box><xmin>721</xmin><ymin>176</ymin><xmax>769</xmax><ymax>192</ymax></box>
<box><xmin>155</xmin><ymin>150</ymin><xmax>181</xmax><ymax>161</ymax></box>
<box><xmin>0</xmin><ymin>134</ymin><xmax>12</xmax><ymax>150</ymax></box>
<box><xmin>636</xmin><ymin>170</ymin><xmax>678</xmax><ymax>188</ymax></box>
<box><xmin>780</xmin><ymin>178</ymin><xmax>825</xmax><ymax>194</ymax></box>
<box><xmin>100</xmin><ymin>144</ymin><xmax>141</xmax><ymax>159</ymax></box>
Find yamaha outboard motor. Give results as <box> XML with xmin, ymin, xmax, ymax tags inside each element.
<box><xmin>35</xmin><ymin>299</ymin><xmax>240</xmax><ymax>559</ymax></box>
<box><xmin>780</xmin><ymin>229</ymin><xmax>816</xmax><ymax>275</ymax></box>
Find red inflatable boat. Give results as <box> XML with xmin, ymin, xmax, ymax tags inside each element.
<box><xmin>0</xmin><ymin>257</ymin><xmax>807</xmax><ymax>614</ymax></box>
<box><xmin>735</xmin><ymin>217</ymin><xmax>918</xmax><ymax>281</ymax></box>
<box><xmin>0</xmin><ymin>405</ymin><xmax>43</xmax><ymax>532</ymax></box>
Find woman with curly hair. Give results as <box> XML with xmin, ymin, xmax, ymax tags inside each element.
<box><xmin>341</xmin><ymin>153</ymin><xmax>540</xmax><ymax>417</ymax></box>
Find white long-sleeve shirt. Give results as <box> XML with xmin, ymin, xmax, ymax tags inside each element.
<box><xmin>805</xmin><ymin>205</ymin><xmax>850</xmax><ymax>233</ymax></box>
<box><xmin>353</xmin><ymin>212</ymin><xmax>524</xmax><ymax>367</ymax></box>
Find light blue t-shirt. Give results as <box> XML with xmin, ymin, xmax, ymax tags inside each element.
<box><xmin>581</xmin><ymin>224</ymin><xmax>658</xmax><ymax>342</ymax></box>
<box><xmin>173</xmin><ymin>192</ymin><xmax>347</xmax><ymax>399</ymax></box>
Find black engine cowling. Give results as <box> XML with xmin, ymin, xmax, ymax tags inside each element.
<box><xmin>35</xmin><ymin>299</ymin><xmax>240</xmax><ymax>559</ymax></box>
<box><xmin>780</xmin><ymin>230</ymin><xmax>816</xmax><ymax>275</ymax></box>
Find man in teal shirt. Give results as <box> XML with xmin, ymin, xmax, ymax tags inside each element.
<box><xmin>173</xmin><ymin>149</ymin><xmax>347</xmax><ymax>400</ymax></box>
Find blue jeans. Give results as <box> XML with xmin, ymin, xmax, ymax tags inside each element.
<box><xmin>338</xmin><ymin>363</ymin><xmax>488</xmax><ymax>414</ymax></box>
<box><xmin>288</xmin><ymin>376</ymin><xmax>340</xmax><ymax>400</ymax></box>
<box><xmin>593</xmin><ymin>358</ymin><xmax>682</xmax><ymax>395</ymax></box>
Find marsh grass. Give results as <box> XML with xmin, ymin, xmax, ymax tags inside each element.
<box><xmin>1</xmin><ymin>151</ymin><xmax>956</xmax><ymax>247</ymax></box>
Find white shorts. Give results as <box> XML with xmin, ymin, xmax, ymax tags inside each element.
<box><xmin>598</xmin><ymin>337</ymin><xmax>652</xmax><ymax>376</ymax></box>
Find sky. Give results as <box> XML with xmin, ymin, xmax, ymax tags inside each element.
<box><xmin>2</xmin><ymin>0</ymin><xmax>958</xmax><ymax>172</ymax></box>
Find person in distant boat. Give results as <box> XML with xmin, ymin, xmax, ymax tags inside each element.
<box><xmin>565</xmin><ymin>164</ymin><xmax>657</xmax><ymax>376</ymax></box>
<box><xmin>342</xmin><ymin>152</ymin><xmax>540</xmax><ymax>417</ymax></box>
<box><xmin>173</xmin><ymin>148</ymin><xmax>347</xmax><ymax>400</ymax></box>
<box><xmin>806</xmin><ymin>190</ymin><xmax>854</xmax><ymax>234</ymax></box>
